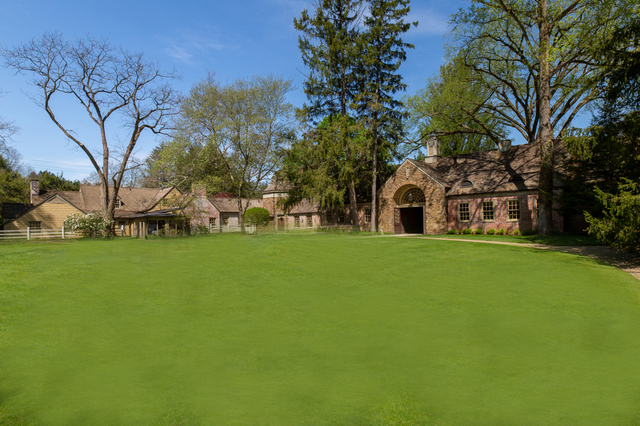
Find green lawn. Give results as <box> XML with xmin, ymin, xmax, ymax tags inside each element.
<box><xmin>423</xmin><ymin>232</ymin><xmax>603</xmax><ymax>246</ymax></box>
<box><xmin>1</xmin><ymin>234</ymin><xmax>639</xmax><ymax>425</ymax></box>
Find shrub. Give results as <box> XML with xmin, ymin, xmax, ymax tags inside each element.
<box><xmin>244</xmin><ymin>207</ymin><xmax>271</xmax><ymax>227</ymax></box>
<box><xmin>486</xmin><ymin>228</ymin><xmax>496</xmax><ymax>235</ymax></box>
<box><xmin>64</xmin><ymin>213</ymin><xmax>113</xmax><ymax>237</ymax></box>
<box><xmin>446</xmin><ymin>229</ymin><xmax>456</xmax><ymax>235</ymax></box>
<box><xmin>586</xmin><ymin>179</ymin><xmax>640</xmax><ymax>252</ymax></box>
<box><xmin>474</xmin><ymin>228</ymin><xmax>483</xmax><ymax>234</ymax></box>
<box><xmin>496</xmin><ymin>228</ymin><xmax>505</xmax><ymax>235</ymax></box>
<box><xmin>513</xmin><ymin>229</ymin><xmax>521</xmax><ymax>235</ymax></box>
<box><xmin>463</xmin><ymin>228</ymin><xmax>472</xmax><ymax>234</ymax></box>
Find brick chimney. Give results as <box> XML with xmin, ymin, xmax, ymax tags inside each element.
<box><xmin>425</xmin><ymin>132</ymin><xmax>440</xmax><ymax>164</ymax></box>
<box><xmin>30</xmin><ymin>179</ymin><xmax>40</xmax><ymax>204</ymax></box>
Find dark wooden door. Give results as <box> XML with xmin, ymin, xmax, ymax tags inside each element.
<box><xmin>394</xmin><ymin>208</ymin><xmax>403</xmax><ymax>234</ymax></box>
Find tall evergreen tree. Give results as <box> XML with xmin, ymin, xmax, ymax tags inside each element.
<box><xmin>357</xmin><ymin>0</ymin><xmax>415</xmax><ymax>232</ymax></box>
<box><xmin>294</xmin><ymin>0</ymin><xmax>364</xmax><ymax>225</ymax></box>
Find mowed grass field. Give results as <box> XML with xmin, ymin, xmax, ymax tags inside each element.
<box><xmin>1</xmin><ymin>234</ymin><xmax>640</xmax><ymax>425</ymax></box>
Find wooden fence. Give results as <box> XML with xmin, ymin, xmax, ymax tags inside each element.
<box><xmin>0</xmin><ymin>227</ymin><xmax>79</xmax><ymax>240</ymax></box>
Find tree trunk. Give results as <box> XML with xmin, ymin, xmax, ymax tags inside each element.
<box><xmin>537</xmin><ymin>0</ymin><xmax>554</xmax><ymax>236</ymax></box>
<box><xmin>237</xmin><ymin>198</ymin><xmax>246</xmax><ymax>234</ymax></box>
<box><xmin>348</xmin><ymin>179</ymin><xmax>358</xmax><ymax>228</ymax></box>
<box><xmin>370</xmin><ymin>115</ymin><xmax>378</xmax><ymax>233</ymax></box>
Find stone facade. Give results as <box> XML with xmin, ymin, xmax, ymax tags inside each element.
<box><xmin>378</xmin><ymin>160</ymin><xmax>448</xmax><ymax>235</ymax></box>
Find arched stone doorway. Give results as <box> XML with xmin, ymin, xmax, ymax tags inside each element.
<box><xmin>393</xmin><ymin>185</ymin><xmax>426</xmax><ymax>234</ymax></box>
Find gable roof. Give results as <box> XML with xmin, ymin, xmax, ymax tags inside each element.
<box><xmin>403</xmin><ymin>143</ymin><xmax>565</xmax><ymax>197</ymax></box>
<box><xmin>8</xmin><ymin>185</ymin><xmax>182</xmax><ymax>224</ymax></box>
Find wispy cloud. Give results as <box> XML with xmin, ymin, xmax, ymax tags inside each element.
<box><xmin>408</xmin><ymin>8</ymin><xmax>450</xmax><ymax>36</ymax></box>
<box><xmin>159</xmin><ymin>29</ymin><xmax>234</xmax><ymax>66</ymax></box>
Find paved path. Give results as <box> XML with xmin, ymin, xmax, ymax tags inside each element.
<box><xmin>409</xmin><ymin>236</ymin><xmax>640</xmax><ymax>281</ymax></box>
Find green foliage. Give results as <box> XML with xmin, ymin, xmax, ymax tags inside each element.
<box><xmin>462</xmin><ymin>228</ymin><xmax>472</xmax><ymax>234</ymax></box>
<box><xmin>148</xmin><ymin>74</ymin><xmax>294</xmax><ymax>231</ymax></box>
<box><xmin>586</xmin><ymin>179</ymin><xmax>640</xmax><ymax>252</ymax></box>
<box><xmin>446</xmin><ymin>229</ymin><xmax>456</xmax><ymax>235</ymax></box>
<box><xmin>279</xmin><ymin>114</ymin><xmax>370</xmax><ymax>211</ymax></box>
<box><xmin>513</xmin><ymin>229</ymin><xmax>521</xmax><ymax>236</ymax></box>
<box><xmin>244</xmin><ymin>207</ymin><xmax>271</xmax><ymax>227</ymax></box>
<box><xmin>64</xmin><ymin>213</ymin><xmax>113</xmax><ymax>237</ymax></box>
<box><xmin>474</xmin><ymin>228</ymin><xmax>483</xmax><ymax>235</ymax></box>
<box><xmin>35</xmin><ymin>170</ymin><xmax>80</xmax><ymax>192</ymax></box>
<box><xmin>563</xmin><ymin>111</ymin><xmax>640</xmax><ymax>218</ymax></box>
<box><xmin>496</xmin><ymin>228</ymin><xmax>505</xmax><ymax>235</ymax></box>
<box><xmin>486</xmin><ymin>228</ymin><xmax>495</xmax><ymax>235</ymax></box>
<box><xmin>0</xmin><ymin>155</ymin><xmax>28</xmax><ymax>205</ymax></box>
<box><xmin>405</xmin><ymin>53</ymin><xmax>501</xmax><ymax>157</ymax></box>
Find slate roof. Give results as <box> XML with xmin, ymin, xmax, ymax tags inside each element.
<box><xmin>263</xmin><ymin>177</ymin><xmax>291</xmax><ymax>194</ymax></box>
<box><xmin>288</xmin><ymin>199</ymin><xmax>320</xmax><ymax>214</ymax></box>
<box><xmin>406</xmin><ymin>143</ymin><xmax>566</xmax><ymax>197</ymax></box>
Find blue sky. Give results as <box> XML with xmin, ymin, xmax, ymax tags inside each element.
<box><xmin>2</xmin><ymin>0</ymin><xmax>482</xmax><ymax>180</ymax></box>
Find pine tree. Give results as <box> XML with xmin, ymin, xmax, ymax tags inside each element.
<box><xmin>294</xmin><ymin>0</ymin><xmax>364</xmax><ymax>225</ymax></box>
<box><xmin>357</xmin><ymin>0</ymin><xmax>415</xmax><ymax>232</ymax></box>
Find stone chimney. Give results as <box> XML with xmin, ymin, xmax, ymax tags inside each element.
<box><xmin>425</xmin><ymin>132</ymin><xmax>441</xmax><ymax>164</ymax></box>
<box><xmin>498</xmin><ymin>139</ymin><xmax>512</xmax><ymax>153</ymax></box>
<box><xmin>30</xmin><ymin>179</ymin><xmax>40</xmax><ymax>204</ymax></box>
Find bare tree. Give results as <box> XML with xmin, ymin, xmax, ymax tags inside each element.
<box><xmin>4</xmin><ymin>32</ymin><xmax>179</xmax><ymax>227</ymax></box>
<box><xmin>0</xmin><ymin>89</ymin><xmax>19</xmax><ymax>163</ymax></box>
<box><xmin>177</xmin><ymin>74</ymin><xmax>295</xmax><ymax>233</ymax></box>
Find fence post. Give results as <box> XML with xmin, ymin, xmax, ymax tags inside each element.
<box><xmin>62</xmin><ymin>226</ymin><xmax>65</xmax><ymax>239</ymax></box>
<box><xmin>27</xmin><ymin>227</ymin><xmax>31</xmax><ymax>240</ymax></box>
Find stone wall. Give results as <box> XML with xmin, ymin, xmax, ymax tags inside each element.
<box><xmin>378</xmin><ymin>161</ymin><xmax>448</xmax><ymax>234</ymax></box>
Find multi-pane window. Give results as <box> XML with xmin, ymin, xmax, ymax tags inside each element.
<box><xmin>306</xmin><ymin>214</ymin><xmax>313</xmax><ymax>227</ymax></box>
<box><xmin>482</xmin><ymin>201</ymin><xmax>494</xmax><ymax>221</ymax></box>
<box><xmin>114</xmin><ymin>199</ymin><xmax>122</xmax><ymax>209</ymax></box>
<box><xmin>458</xmin><ymin>202</ymin><xmax>470</xmax><ymax>222</ymax></box>
<box><xmin>28</xmin><ymin>221</ymin><xmax>42</xmax><ymax>231</ymax></box>
<box><xmin>294</xmin><ymin>215</ymin><xmax>300</xmax><ymax>228</ymax></box>
<box><xmin>209</xmin><ymin>217</ymin><xmax>217</xmax><ymax>227</ymax></box>
<box><xmin>364</xmin><ymin>207</ymin><xmax>371</xmax><ymax>224</ymax></box>
<box><xmin>507</xmin><ymin>199</ymin><xmax>521</xmax><ymax>220</ymax></box>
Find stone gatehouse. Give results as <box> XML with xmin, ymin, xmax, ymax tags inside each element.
<box><xmin>377</xmin><ymin>137</ymin><xmax>565</xmax><ymax>235</ymax></box>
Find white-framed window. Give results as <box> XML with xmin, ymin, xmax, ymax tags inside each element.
<box><xmin>458</xmin><ymin>202</ymin><xmax>470</xmax><ymax>222</ymax></box>
<box><xmin>114</xmin><ymin>199</ymin><xmax>123</xmax><ymax>209</ymax></box>
<box><xmin>306</xmin><ymin>214</ymin><xmax>313</xmax><ymax>227</ymax></box>
<box><xmin>209</xmin><ymin>217</ymin><xmax>217</xmax><ymax>227</ymax></box>
<box><xmin>28</xmin><ymin>221</ymin><xmax>42</xmax><ymax>232</ymax></box>
<box><xmin>482</xmin><ymin>201</ymin><xmax>494</xmax><ymax>221</ymax></box>
<box><xmin>364</xmin><ymin>207</ymin><xmax>371</xmax><ymax>224</ymax></box>
<box><xmin>507</xmin><ymin>199</ymin><xmax>521</xmax><ymax>221</ymax></box>
<box><xmin>294</xmin><ymin>215</ymin><xmax>300</xmax><ymax>228</ymax></box>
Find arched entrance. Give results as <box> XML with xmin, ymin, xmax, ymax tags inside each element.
<box><xmin>393</xmin><ymin>186</ymin><xmax>425</xmax><ymax>234</ymax></box>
